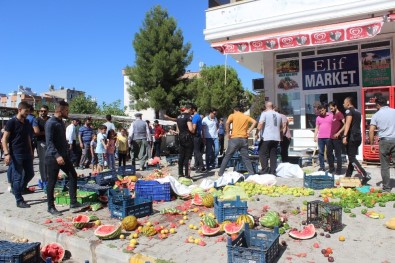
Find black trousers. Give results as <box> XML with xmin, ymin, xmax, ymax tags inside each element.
<box><xmin>280</xmin><ymin>136</ymin><xmax>290</xmax><ymax>163</ymax></box>
<box><xmin>36</xmin><ymin>140</ymin><xmax>47</xmax><ymax>182</ymax></box>
<box><xmin>259</xmin><ymin>140</ymin><xmax>279</xmax><ymax>175</ymax></box>
<box><xmin>345</xmin><ymin>140</ymin><xmax>367</xmax><ymax>177</ymax></box>
<box><xmin>193</xmin><ymin>137</ymin><xmax>204</xmax><ymax>169</ymax></box>
<box><xmin>45</xmin><ymin>156</ymin><xmax>78</xmax><ymax>208</ymax></box>
<box><xmin>326</xmin><ymin>138</ymin><xmax>343</xmax><ymax>172</ymax></box>
<box><xmin>219</xmin><ymin>134</ymin><xmax>225</xmax><ymax>155</ymax></box>
<box><xmin>178</xmin><ymin>142</ymin><xmax>193</xmax><ymax>177</ymax></box>
<box><xmin>118</xmin><ymin>152</ymin><xmax>127</xmax><ymax>167</ymax></box>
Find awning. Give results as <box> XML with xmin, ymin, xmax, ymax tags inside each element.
<box><xmin>212</xmin><ymin>16</ymin><xmax>389</xmax><ymax>54</ymax></box>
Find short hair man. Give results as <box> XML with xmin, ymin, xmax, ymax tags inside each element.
<box><xmin>314</xmin><ymin>105</ymin><xmax>332</xmax><ymax>172</ymax></box>
<box><xmin>45</xmin><ymin>101</ymin><xmax>87</xmax><ymax>215</ymax></box>
<box><xmin>218</xmin><ymin>105</ymin><xmax>257</xmax><ymax>176</ymax></box>
<box><xmin>1</xmin><ymin>101</ymin><xmax>35</xmax><ymax>208</ymax></box>
<box><xmin>104</xmin><ymin>114</ymin><xmax>116</xmax><ymax>136</ymax></box>
<box><xmin>327</xmin><ymin>102</ymin><xmax>345</xmax><ymax>174</ymax></box>
<box><xmin>128</xmin><ymin>112</ymin><xmax>151</xmax><ymax>170</ymax></box>
<box><xmin>202</xmin><ymin>108</ymin><xmax>219</xmax><ymax>170</ymax></box>
<box><xmin>191</xmin><ymin>104</ymin><xmax>205</xmax><ymax>173</ymax></box>
<box><xmin>78</xmin><ymin>117</ymin><xmax>93</xmax><ymax>169</ymax></box>
<box><xmin>369</xmin><ymin>96</ymin><xmax>395</xmax><ymax>192</ymax></box>
<box><xmin>33</xmin><ymin>105</ymin><xmax>50</xmax><ymax>186</ymax></box>
<box><xmin>342</xmin><ymin>97</ymin><xmax>370</xmax><ymax>184</ymax></box>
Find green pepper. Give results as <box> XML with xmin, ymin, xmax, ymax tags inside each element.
<box><xmin>379</xmin><ymin>202</ymin><xmax>386</xmax><ymax>207</ymax></box>
<box><xmin>349</xmin><ymin>213</ymin><xmax>356</xmax><ymax>218</ymax></box>
<box><xmin>343</xmin><ymin>208</ymin><xmax>351</xmax><ymax>213</ymax></box>
<box><xmin>361</xmin><ymin>208</ymin><xmax>368</xmax><ymax>214</ymax></box>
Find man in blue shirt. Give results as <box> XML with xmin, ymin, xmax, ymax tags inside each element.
<box><xmin>78</xmin><ymin>117</ymin><xmax>93</xmax><ymax>169</ymax></box>
<box><xmin>369</xmin><ymin>96</ymin><xmax>395</xmax><ymax>192</ymax></box>
<box><xmin>1</xmin><ymin>101</ymin><xmax>34</xmax><ymax>208</ymax></box>
<box><xmin>191</xmin><ymin>104</ymin><xmax>205</xmax><ymax>172</ymax></box>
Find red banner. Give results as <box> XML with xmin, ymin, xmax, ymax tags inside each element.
<box><xmin>311</xmin><ymin>29</ymin><xmax>345</xmax><ymax>44</ymax></box>
<box><xmin>346</xmin><ymin>23</ymin><xmax>382</xmax><ymax>40</ymax></box>
<box><xmin>279</xmin><ymin>34</ymin><xmax>310</xmax><ymax>48</ymax></box>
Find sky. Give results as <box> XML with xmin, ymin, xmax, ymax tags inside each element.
<box><xmin>0</xmin><ymin>0</ymin><xmax>261</xmax><ymax>107</ymax></box>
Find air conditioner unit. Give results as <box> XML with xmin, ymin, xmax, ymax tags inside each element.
<box><xmin>252</xmin><ymin>78</ymin><xmax>264</xmax><ymax>91</ymax></box>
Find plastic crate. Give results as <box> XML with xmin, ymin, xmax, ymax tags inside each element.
<box><xmin>108</xmin><ymin>189</ymin><xmax>153</xmax><ymax>219</ymax></box>
<box><xmin>0</xmin><ymin>241</ymin><xmax>41</xmax><ymax>263</ymax></box>
<box><xmin>118</xmin><ymin>165</ymin><xmax>136</xmax><ymax>176</ymax></box>
<box><xmin>303</xmin><ymin>172</ymin><xmax>334</xmax><ymax>190</ymax></box>
<box><xmin>307</xmin><ymin>200</ymin><xmax>343</xmax><ymax>233</ymax></box>
<box><xmin>55</xmin><ymin>190</ymin><xmax>97</xmax><ymax>205</ymax></box>
<box><xmin>145</xmin><ymin>163</ymin><xmax>161</xmax><ymax>171</ymax></box>
<box><xmin>214</xmin><ymin>196</ymin><xmax>248</xmax><ymax>223</ymax></box>
<box><xmin>227</xmin><ymin>224</ymin><xmax>280</xmax><ymax>263</ymax></box>
<box><xmin>234</xmin><ymin>157</ymin><xmax>258</xmax><ymax>174</ymax></box>
<box><xmin>135</xmin><ymin>180</ymin><xmax>171</xmax><ymax>201</ymax></box>
<box><xmin>78</xmin><ymin>184</ymin><xmax>111</xmax><ymax>196</ymax></box>
<box><xmin>95</xmin><ymin>170</ymin><xmax>117</xmax><ymax>186</ymax></box>
<box><xmin>165</xmin><ymin>155</ymin><xmax>178</xmax><ymax>165</ymax></box>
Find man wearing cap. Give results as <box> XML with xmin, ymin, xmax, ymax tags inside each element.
<box><xmin>128</xmin><ymin>112</ymin><xmax>151</xmax><ymax>170</ymax></box>
<box><xmin>153</xmin><ymin>120</ymin><xmax>165</xmax><ymax>157</ymax></box>
<box><xmin>369</xmin><ymin>96</ymin><xmax>395</xmax><ymax>192</ymax></box>
<box><xmin>78</xmin><ymin>117</ymin><xmax>93</xmax><ymax>169</ymax></box>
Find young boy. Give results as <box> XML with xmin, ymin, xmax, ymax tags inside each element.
<box><xmin>90</xmin><ymin>133</ymin><xmax>98</xmax><ymax>173</ymax></box>
<box><xmin>95</xmin><ymin>125</ymin><xmax>107</xmax><ymax>173</ymax></box>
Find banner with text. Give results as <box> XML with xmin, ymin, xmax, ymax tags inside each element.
<box><xmin>362</xmin><ymin>49</ymin><xmax>392</xmax><ymax>87</ymax></box>
<box><xmin>302</xmin><ymin>53</ymin><xmax>359</xmax><ymax>90</ymax></box>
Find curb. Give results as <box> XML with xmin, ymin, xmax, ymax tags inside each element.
<box><xmin>0</xmin><ymin>214</ymin><xmax>130</xmax><ymax>263</ymax></box>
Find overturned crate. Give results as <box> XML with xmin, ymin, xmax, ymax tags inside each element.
<box><xmin>303</xmin><ymin>172</ymin><xmax>334</xmax><ymax>190</ymax></box>
<box><xmin>306</xmin><ymin>200</ymin><xmax>343</xmax><ymax>233</ymax></box>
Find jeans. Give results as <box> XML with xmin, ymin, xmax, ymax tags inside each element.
<box><xmin>379</xmin><ymin>140</ymin><xmax>395</xmax><ymax>192</ymax></box>
<box><xmin>153</xmin><ymin>139</ymin><xmax>162</xmax><ymax>157</ymax></box>
<box><xmin>193</xmin><ymin>137</ymin><xmax>204</xmax><ymax>169</ymax></box>
<box><xmin>345</xmin><ymin>140</ymin><xmax>367</xmax><ymax>177</ymax></box>
<box><xmin>79</xmin><ymin>142</ymin><xmax>91</xmax><ymax>167</ymax></box>
<box><xmin>326</xmin><ymin>138</ymin><xmax>343</xmax><ymax>172</ymax></box>
<box><xmin>36</xmin><ymin>140</ymin><xmax>47</xmax><ymax>182</ymax></box>
<box><xmin>178</xmin><ymin>140</ymin><xmax>193</xmax><ymax>176</ymax></box>
<box><xmin>107</xmin><ymin>153</ymin><xmax>115</xmax><ymax>170</ymax></box>
<box><xmin>260</xmin><ymin>140</ymin><xmax>279</xmax><ymax>175</ymax></box>
<box><xmin>318</xmin><ymin>138</ymin><xmax>329</xmax><ymax>169</ymax></box>
<box><xmin>280</xmin><ymin>136</ymin><xmax>291</xmax><ymax>163</ymax></box>
<box><xmin>205</xmin><ymin>138</ymin><xmax>219</xmax><ymax>169</ymax></box>
<box><xmin>219</xmin><ymin>138</ymin><xmax>254</xmax><ymax>176</ymax></box>
<box><xmin>10</xmin><ymin>154</ymin><xmax>34</xmax><ymax>204</ymax></box>
<box><xmin>45</xmin><ymin>156</ymin><xmax>78</xmax><ymax>208</ymax></box>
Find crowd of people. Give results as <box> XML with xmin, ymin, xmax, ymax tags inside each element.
<box><xmin>1</xmin><ymin>96</ymin><xmax>394</xmax><ymax>213</ymax></box>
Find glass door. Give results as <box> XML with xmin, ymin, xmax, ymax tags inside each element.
<box><xmin>332</xmin><ymin>92</ymin><xmax>358</xmax><ymax>114</ymax></box>
<box><xmin>305</xmin><ymin>93</ymin><xmax>328</xmax><ymax>129</ymax></box>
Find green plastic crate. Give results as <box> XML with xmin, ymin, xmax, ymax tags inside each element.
<box><xmin>55</xmin><ymin>190</ymin><xmax>97</xmax><ymax>205</ymax></box>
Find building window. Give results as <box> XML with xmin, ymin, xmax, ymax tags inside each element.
<box><xmin>277</xmin><ymin>92</ymin><xmax>301</xmax><ymax>129</ymax></box>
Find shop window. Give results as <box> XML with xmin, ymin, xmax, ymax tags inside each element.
<box><xmin>361</xmin><ymin>41</ymin><xmax>390</xmax><ymax>49</ymax></box>
<box><xmin>305</xmin><ymin>93</ymin><xmax>328</xmax><ymax>129</ymax></box>
<box><xmin>317</xmin><ymin>45</ymin><xmax>358</xmax><ymax>55</ymax></box>
<box><xmin>277</xmin><ymin>92</ymin><xmax>301</xmax><ymax>129</ymax></box>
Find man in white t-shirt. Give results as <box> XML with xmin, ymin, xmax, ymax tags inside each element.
<box><xmin>257</xmin><ymin>102</ymin><xmax>283</xmax><ymax>175</ymax></box>
<box><xmin>202</xmin><ymin>108</ymin><xmax>219</xmax><ymax>170</ymax></box>
<box><xmin>103</xmin><ymin>114</ymin><xmax>116</xmax><ymax>136</ymax></box>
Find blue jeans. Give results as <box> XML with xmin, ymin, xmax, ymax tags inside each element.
<box><xmin>318</xmin><ymin>138</ymin><xmax>329</xmax><ymax>169</ymax></box>
<box><xmin>219</xmin><ymin>138</ymin><xmax>254</xmax><ymax>176</ymax></box>
<box><xmin>107</xmin><ymin>153</ymin><xmax>115</xmax><ymax>170</ymax></box>
<box><xmin>205</xmin><ymin>138</ymin><xmax>219</xmax><ymax>168</ymax></box>
<box><xmin>10</xmin><ymin>154</ymin><xmax>34</xmax><ymax>204</ymax></box>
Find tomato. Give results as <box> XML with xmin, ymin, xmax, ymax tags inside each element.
<box><xmin>326</xmin><ymin>247</ymin><xmax>333</xmax><ymax>254</ymax></box>
<box><xmin>377</xmin><ymin>193</ymin><xmax>382</xmax><ymax>197</ymax></box>
<box><xmin>231</xmin><ymin>233</ymin><xmax>238</xmax><ymax>241</ymax></box>
<box><xmin>323</xmin><ymin>197</ymin><xmax>329</xmax><ymax>203</ymax></box>
<box><xmin>370</xmin><ymin>187</ymin><xmax>375</xmax><ymax>193</ymax></box>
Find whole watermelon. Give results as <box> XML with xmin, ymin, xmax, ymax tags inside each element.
<box><xmin>259</xmin><ymin>211</ymin><xmax>281</xmax><ymax>228</ymax></box>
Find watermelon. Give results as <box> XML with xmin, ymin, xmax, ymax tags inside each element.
<box><xmin>223</xmin><ymin>222</ymin><xmax>243</xmax><ymax>235</ymax></box>
<box><xmin>289</xmin><ymin>224</ymin><xmax>316</xmax><ymax>240</ymax></box>
<box><xmin>94</xmin><ymin>224</ymin><xmax>122</xmax><ymax>240</ymax></box>
<box><xmin>259</xmin><ymin>211</ymin><xmax>281</xmax><ymax>228</ymax></box>
<box><xmin>192</xmin><ymin>193</ymin><xmax>203</xmax><ymax>206</ymax></box>
<box><xmin>41</xmin><ymin>243</ymin><xmax>65</xmax><ymax>262</ymax></box>
<box><xmin>72</xmin><ymin>214</ymin><xmax>90</xmax><ymax>229</ymax></box>
<box><xmin>202</xmin><ymin>215</ymin><xmax>217</xmax><ymax>228</ymax></box>
<box><xmin>236</xmin><ymin>214</ymin><xmax>255</xmax><ymax>229</ymax></box>
<box><xmin>201</xmin><ymin>225</ymin><xmax>221</xmax><ymax>236</ymax></box>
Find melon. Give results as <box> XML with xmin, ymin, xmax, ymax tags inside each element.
<box><xmin>192</xmin><ymin>193</ymin><xmax>203</xmax><ymax>206</ymax></box>
<box><xmin>289</xmin><ymin>224</ymin><xmax>316</xmax><ymax>240</ymax></box>
<box><xmin>122</xmin><ymin>216</ymin><xmax>138</xmax><ymax>231</ymax></box>
<box><xmin>202</xmin><ymin>194</ymin><xmax>214</xmax><ymax>208</ymax></box>
<box><xmin>223</xmin><ymin>222</ymin><xmax>243</xmax><ymax>235</ymax></box>
<box><xmin>41</xmin><ymin>243</ymin><xmax>65</xmax><ymax>262</ymax></box>
<box><xmin>201</xmin><ymin>225</ymin><xmax>221</xmax><ymax>236</ymax></box>
<box><xmin>72</xmin><ymin>214</ymin><xmax>90</xmax><ymax>229</ymax></box>
<box><xmin>236</xmin><ymin>214</ymin><xmax>255</xmax><ymax>229</ymax></box>
<box><xmin>94</xmin><ymin>224</ymin><xmax>122</xmax><ymax>240</ymax></box>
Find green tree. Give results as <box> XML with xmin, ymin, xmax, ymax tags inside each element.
<box><xmin>189</xmin><ymin>65</ymin><xmax>245</xmax><ymax>117</ymax></box>
<box><xmin>68</xmin><ymin>95</ymin><xmax>99</xmax><ymax>114</ymax></box>
<box><xmin>126</xmin><ymin>5</ymin><xmax>193</xmax><ymax>116</ymax></box>
<box><xmin>99</xmin><ymin>100</ymin><xmax>126</xmax><ymax>116</ymax></box>
<box><xmin>250</xmin><ymin>92</ymin><xmax>266</xmax><ymax>120</ymax></box>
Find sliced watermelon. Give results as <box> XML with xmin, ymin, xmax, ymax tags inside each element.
<box><xmin>72</xmin><ymin>214</ymin><xmax>90</xmax><ymax>229</ymax></box>
<box><xmin>192</xmin><ymin>193</ymin><xmax>203</xmax><ymax>206</ymax></box>
<box><xmin>201</xmin><ymin>225</ymin><xmax>221</xmax><ymax>236</ymax></box>
<box><xmin>223</xmin><ymin>222</ymin><xmax>243</xmax><ymax>235</ymax></box>
<box><xmin>40</xmin><ymin>243</ymin><xmax>65</xmax><ymax>262</ymax></box>
<box><xmin>289</xmin><ymin>224</ymin><xmax>316</xmax><ymax>240</ymax></box>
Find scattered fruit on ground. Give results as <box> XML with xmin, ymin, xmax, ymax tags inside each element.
<box><xmin>121</xmin><ymin>216</ymin><xmax>138</xmax><ymax>231</ymax></box>
<box><xmin>40</xmin><ymin>243</ymin><xmax>65</xmax><ymax>262</ymax></box>
<box><xmin>339</xmin><ymin>235</ymin><xmax>345</xmax><ymax>241</ymax></box>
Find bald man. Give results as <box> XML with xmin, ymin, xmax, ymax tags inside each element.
<box><xmin>257</xmin><ymin>102</ymin><xmax>283</xmax><ymax>175</ymax></box>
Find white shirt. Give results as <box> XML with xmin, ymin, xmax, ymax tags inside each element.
<box><xmin>103</xmin><ymin>121</ymin><xmax>116</xmax><ymax>136</ymax></box>
<box><xmin>202</xmin><ymin>115</ymin><xmax>218</xmax><ymax>139</ymax></box>
<box><xmin>65</xmin><ymin>124</ymin><xmax>76</xmax><ymax>144</ymax></box>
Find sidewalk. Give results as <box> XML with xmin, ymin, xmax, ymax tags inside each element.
<box><xmin>0</xmin><ymin>158</ymin><xmax>394</xmax><ymax>263</ymax></box>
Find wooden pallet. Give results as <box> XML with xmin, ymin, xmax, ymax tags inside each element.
<box><xmin>339</xmin><ymin>177</ymin><xmax>362</xmax><ymax>188</ymax></box>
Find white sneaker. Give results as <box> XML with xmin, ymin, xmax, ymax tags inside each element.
<box><xmin>7</xmin><ymin>185</ymin><xmax>12</xmax><ymax>192</ymax></box>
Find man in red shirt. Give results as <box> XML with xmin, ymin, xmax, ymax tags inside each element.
<box><xmin>153</xmin><ymin>120</ymin><xmax>165</xmax><ymax>157</ymax></box>
<box><xmin>327</xmin><ymin>101</ymin><xmax>345</xmax><ymax>174</ymax></box>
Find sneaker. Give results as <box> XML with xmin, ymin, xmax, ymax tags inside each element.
<box><xmin>17</xmin><ymin>201</ymin><xmax>30</xmax><ymax>208</ymax></box>
<box><xmin>327</xmin><ymin>167</ymin><xmax>335</xmax><ymax>174</ymax></box>
<box><xmin>361</xmin><ymin>173</ymin><xmax>371</xmax><ymax>185</ymax></box>
<box><xmin>48</xmin><ymin>207</ymin><xmax>63</xmax><ymax>216</ymax></box>
<box><xmin>70</xmin><ymin>203</ymin><xmax>90</xmax><ymax>213</ymax></box>
<box><xmin>318</xmin><ymin>167</ymin><xmax>325</xmax><ymax>172</ymax></box>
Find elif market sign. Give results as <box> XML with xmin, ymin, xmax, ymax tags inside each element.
<box><xmin>302</xmin><ymin>53</ymin><xmax>359</xmax><ymax>90</ymax></box>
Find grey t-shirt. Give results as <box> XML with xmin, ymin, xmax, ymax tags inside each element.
<box><xmin>371</xmin><ymin>106</ymin><xmax>395</xmax><ymax>139</ymax></box>
<box><xmin>259</xmin><ymin>110</ymin><xmax>282</xmax><ymax>141</ymax></box>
